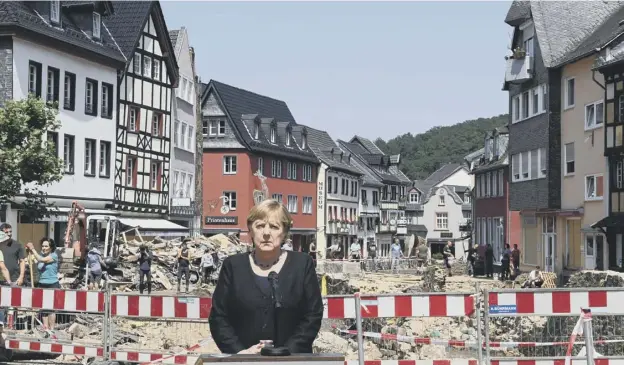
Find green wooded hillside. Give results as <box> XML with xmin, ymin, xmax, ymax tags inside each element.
<box><xmin>375</xmin><ymin>114</ymin><xmax>508</xmax><ymax>180</ymax></box>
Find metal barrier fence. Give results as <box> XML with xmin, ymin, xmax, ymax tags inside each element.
<box><xmin>2</xmin><ymin>284</ymin><xmax>623</xmax><ymax>365</ymax></box>
<box><xmin>317</xmin><ymin>258</ymin><xmax>426</xmax><ymax>275</ymax></box>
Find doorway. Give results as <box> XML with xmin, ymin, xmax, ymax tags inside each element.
<box><xmin>543</xmin><ymin>234</ymin><xmax>556</xmax><ymax>272</ymax></box>
<box><xmin>596</xmin><ymin>234</ymin><xmax>605</xmax><ymax>270</ymax></box>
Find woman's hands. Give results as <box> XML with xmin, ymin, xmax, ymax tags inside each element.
<box><xmin>237</xmin><ymin>343</ymin><xmax>263</xmax><ymax>354</ymax></box>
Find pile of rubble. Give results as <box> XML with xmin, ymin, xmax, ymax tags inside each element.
<box><xmin>107</xmin><ymin>234</ymin><xmax>250</xmax><ymax>291</ymax></box>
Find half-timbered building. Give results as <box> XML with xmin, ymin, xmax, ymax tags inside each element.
<box><xmin>106</xmin><ymin>1</ymin><xmax>179</xmax><ymax>218</ymax></box>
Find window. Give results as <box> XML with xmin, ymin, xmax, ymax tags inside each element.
<box><xmin>302</xmin><ymin>134</ymin><xmax>307</xmax><ymax>149</ymax></box>
<box><xmin>223</xmin><ymin>156</ymin><xmax>237</xmax><ymax>174</ymax></box>
<box><xmin>585</xmin><ymin>174</ymin><xmax>604</xmax><ymax>201</ymax></box>
<box><xmin>302</xmin><ymin>197</ymin><xmax>313</xmax><ymax>214</ymax></box>
<box><xmin>464</xmin><ymin>193</ymin><xmax>471</xmax><ymax>204</ymax></box>
<box><xmin>531</xmin><ymin>87</ymin><xmax>539</xmax><ymax>115</ymax></box>
<box><xmin>128</xmin><ymin>107</ymin><xmax>140</xmax><ymax>132</ymax></box>
<box><xmin>512</xmin><ymin>95</ymin><xmax>520</xmax><ymax>122</ymax></box>
<box><xmin>46</xmin><ymin>67</ymin><xmax>59</xmax><ymax>103</ymax></box>
<box><xmin>152</xmin><ymin>113</ymin><xmax>162</xmax><ymax>136</ymax></box>
<box><xmin>271</xmin><ymin>160</ymin><xmax>282</xmax><ymax>178</ymax></box>
<box><xmin>50</xmin><ymin>1</ymin><xmax>60</xmax><ymax>23</ymax></box>
<box><xmin>287</xmin><ymin>162</ymin><xmax>297</xmax><ymax>180</ymax></box>
<box><xmin>542</xmin><ymin>85</ymin><xmax>548</xmax><ymax>112</ymax></box>
<box><xmin>302</xmin><ymin>164</ymin><xmax>313</xmax><ymax>182</ymax></box>
<box><xmin>126</xmin><ymin>157</ymin><xmax>137</xmax><ymax>186</ymax></box>
<box><xmin>47</xmin><ymin>131</ymin><xmax>58</xmax><ymax>157</ymax></box>
<box><xmin>585</xmin><ymin>101</ymin><xmax>604</xmax><ymax>130</ymax></box>
<box><xmin>133</xmin><ymin>54</ymin><xmax>141</xmax><ymax>74</ymax></box>
<box><xmin>521</xmin><ymin>91</ymin><xmax>529</xmax><ymax>119</ymax></box>
<box><xmin>253</xmin><ymin>122</ymin><xmax>259</xmax><ymax>139</ymax></box>
<box><xmin>63</xmin><ymin>72</ymin><xmax>75</xmax><ymax>110</ymax></box>
<box><xmin>143</xmin><ymin>56</ymin><xmax>152</xmax><ymax>78</ymax></box>
<box><xmin>439</xmin><ymin>195</ymin><xmax>445</xmax><ymax>206</ymax></box>
<box><xmin>150</xmin><ymin>161</ymin><xmax>161</xmax><ymax>190</ymax></box>
<box><xmin>286</xmin><ymin>130</ymin><xmax>291</xmax><ymax>146</ymax></box>
<box><xmin>257</xmin><ymin>157</ymin><xmax>264</xmax><ymax>175</ymax></box>
<box><xmin>28</xmin><ymin>61</ymin><xmax>42</xmax><ymax>97</ymax></box>
<box><xmin>187</xmin><ymin>126</ymin><xmax>194</xmax><ymax>152</ymax></box>
<box><xmin>101</xmin><ymin>83</ymin><xmax>113</xmax><ymax>118</ymax></box>
<box><xmin>498</xmin><ymin>169</ymin><xmax>504</xmax><ymax>196</ymax></box>
<box><xmin>512</xmin><ymin>148</ymin><xmax>547</xmax><ymax>182</ymax></box>
<box><xmin>84</xmin><ymin>138</ymin><xmax>96</xmax><ymax>176</ymax></box>
<box><xmin>209</xmin><ymin>120</ymin><xmax>226</xmax><ymax>136</ymax></box>
<box><xmin>270</xmin><ymin>127</ymin><xmax>276</xmax><ymax>143</ymax></box>
<box><xmin>85</xmin><ymin>79</ymin><xmax>98</xmax><ymax>115</ymax></box>
<box><xmin>485</xmin><ymin>172</ymin><xmax>491</xmax><ymax>196</ymax></box>
<box><xmin>152</xmin><ymin>60</ymin><xmax>160</xmax><ymax>82</ymax></box>
<box><xmin>372</xmin><ymin>191</ymin><xmax>379</xmax><ymax>205</ymax></box>
<box><xmin>180</xmin><ymin>122</ymin><xmax>187</xmax><ymax>149</ymax></box>
<box><xmin>272</xmin><ymin>193</ymin><xmax>283</xmax><ymax>203</ymax></box>
<box><xmin>224</xmin><ymin>192</ymin><xmax>237</xmax><ymax>210</ymax></box>
<box><xmin>436</xmin><ymin>213</ymin><xmax>448</xmax><ymax>230</ymax></box>
<box><xmin>564</xmin><ymin>143</ymin><xmax>575</xmax><ymax>175</ymax></box>
<box><xmin>524</xmin><ymin>37</ymin><xmax>534</xmax><ymax>57</ymax></box>
<box><xmin>63</xmin><ymin>134</ymin><xmax>75</xmax><ymax>173</ymax></box>
<box><xmin>99</xmin><ymin>141</ymin><xmax>110</xmax><ymax>177</ymax></box>
<box><xmin>287</xmin><ymin>195</ymin><xmax>298</xmax><ymax>213</ymax></box>
<box><xmin>565</xmin><ymin>77</ymin><xmax>575</xmax><ymax>108</ymax></box>
<box><xmin>174</xmin><ymin>120</ymin><xmax>179</xmax><ymax>147</ymax></box>
<box><xmin>92</xmin><ymin>12</ymin><xmax>101</xmax><ymax>39</ymax></box>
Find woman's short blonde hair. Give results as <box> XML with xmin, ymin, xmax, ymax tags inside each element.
<box><xmin>247</xmin><ymin>199</ymin><xmax>293</xmax><ymax>234</ymax></box>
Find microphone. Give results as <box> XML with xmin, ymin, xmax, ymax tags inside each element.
<box><xmin>268</xmin><ymin>271</ymin><xmax>282</xmax><ymax>308</ymax></box>
<box><xmin>262</xmin><ymin>271</ymin><xmax>291</xmax><ymax>356</ymax></box>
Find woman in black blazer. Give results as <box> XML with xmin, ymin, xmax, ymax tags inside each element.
<box><xmin>209</xmin><ymin>199</ymin><xmax>323</xmax><ymax>354</ymax></box>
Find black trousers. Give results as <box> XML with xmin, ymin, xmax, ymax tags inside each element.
<box><xmin>139</xmin><ymin>270</ymin><xmax>152</xmax><ymax>294</ymax></box>
<box><xmin>501</xmin><ymin>260</ymin><xmax>510</xmax><ymax>280</ymax></box>
<box><xmin>177</xmin><ymin>265</ymin><xmax>190</xmax><ymax>289</ymax></box>
<box><xmin>485</xmin><ymin>260</ymin><xmax>494</xmax><ymax>277</ymax></box>
<box><xmin>203</xmin><ymin>267</ymin><xmax>214</xmax><ymax>283</ymax></box>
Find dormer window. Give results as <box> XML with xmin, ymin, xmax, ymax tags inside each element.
<box><xmin>286</xmin><ymin>130</ymin><xmax>291</xmax><ymax>146</ymax></box>
<box><xmin>92</xmin><ymin>12</ymin><xmax>101</xmax><ymax>40</ymax></box>
<box><xmin>302</xmin><ymin>134</ymin><xmax>307</xmax><ymax>149</ymax></box>
<box><xmin>254</xmin><ymin>122</ymin><xmax>259</xmax><ymax>139</ymax></box>
<box><xmin>50</xmin><ymin>1</ymin><xmax>60</xmax><ymax>24</ymax></box>
<box><xmin>270</xmin><ymin>126</ymin><xmax>276</xmax><ymax>143</ymax></box>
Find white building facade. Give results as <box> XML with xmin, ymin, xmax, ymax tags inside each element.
<box><xmin>168</xmin><ymin>27</ymin><xmax>200</xmax><ymax>234</ymax></box>
<box><xmin>0</xmin><ymin>1</ymin><xmax>126</xmax><ymax>245</ymax></box>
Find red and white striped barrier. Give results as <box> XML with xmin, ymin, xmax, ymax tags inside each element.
<box><xmin>324</xmin><ymin>294</ymin><xmax>475</xmax><ymax>319</ymax></box>
<box><xmin>491</xmin><ymin>360</ymin><xmax>624</xmax><ymax>365</ymax></box>
<box><xmin>334</xmin><ymin>327</ymin><xmax>624</xmax><ymax>349</ymax></box>
<box><xmin>488</xmin><ymin>290</ymin><xmax>624</xmax><ymax>316</ymax></box>
<box><xmin>345</xmin><ymin>360</ymin><xmax>478</xmax><ymax>365</ymax></box>
<box><xmin>7</xmin><ymin>339</ymin><xmax>104</xmax><ymax>357</ymax></box>
<box><xmin>110</xmin><ymin>294</ymin><xmax>212</xmax><ymax>319</ymax></box>
<box><xmin>0</xmin><ymin>287</ymin><xmax>104</xmax><ymax>313</ymax></box>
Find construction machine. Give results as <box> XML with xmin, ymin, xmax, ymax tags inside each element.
<box><xmin>58</xmin><ymin>201</ymin><xmax>120</xmax><ymax>274</ymax></box>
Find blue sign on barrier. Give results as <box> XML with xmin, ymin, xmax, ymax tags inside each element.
<box><xmin>489</xmin><ymin>304</ymin><xmax>517</xmax><ymax>314</ymax></box>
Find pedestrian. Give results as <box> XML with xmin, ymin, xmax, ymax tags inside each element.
<box><xmin>390</xmin><ymin>238</ymin><xmax>403</xmax><ymax>274</ymax></box>
<box><xmin>485</xmin><ymin>244</ymin><xmax>494</xmax><ymax>278</ymax></box>
<box><xmin>443</xmin><ymin>241</ymin><xmax>454</xmax><ymax>277</ymax></box>
<box><xmin>416</xmin><ymin>240</ymin><xmax>428</xmax><ymax>271</ymax></box>
<box><xmin>282</xmin><ymin>239</ymin><xmax>293</xmax><ymax>251</ymax></box>
<box><xmin>367</xmin><ymin>240</ymin><xmax>377</xmax><ymax>271</ymax></box>
<box><xmin>511</xmin><ymin>244</ymin><xmax>521</xmax><ymax>277</ymax></box>
<box><xmin>349</xmin><ymin>240</ymin><xmax>361</xmax><ymax>261</ymax></box>
<box><xmin>0</xmin><ymin>223</ymin><xmax>26</xmax><ymax>286</ymax></box>
<box><xmin>177</xmin><ymin>239</ymin><xmax>191</xmax><ymax>293</ymax></box>
<box><xmin>465</xmin><ymin>244</ymin><xmax>477</xmax><ymax>277</ymax></box>
<box><xmin>328</xmin><ymin>241</ymin><xmax>341</xmax><ymax>260</ymax></box>
<box><xmin>500</xmin><ymin>244</ymin><xmax>512</xmax><ymax>281</ymax></box>
<box><xmin>137</xmin><ymin>244</ymin><xmax>152</xmax><ymax>294</ymax></box>
<box><xmin>26</xmin><ymin>238</ymin><xmax>59</xmax><ymax>330</ymax></box>
<box><xmin>86</xmin><ymin>244</ymin><xmax>107</xmax><ymax>290</ymax></box>
<box><xmin>200</xmin><ymin>249</ymin><xmax>215</xmax><ymax>284</ymax></box>
<box><xmin>308</xmin><ymin>240</ymin><xmax>317</xmax><ymax>263</ymax></box>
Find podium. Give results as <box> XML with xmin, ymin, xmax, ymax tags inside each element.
<box><xmin>193</xmin><ymin>353</ymin><xmax>345</xmax><ymax>365</ymax></box>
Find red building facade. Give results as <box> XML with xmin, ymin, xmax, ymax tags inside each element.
<box><xmin>200</xmin><ymin>81</ymin><xmax>319</xmax><ymax>249</ymax></box>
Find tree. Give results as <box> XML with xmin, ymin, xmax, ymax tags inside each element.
<box><xmin>0</xmin><ymin>96</ymin><xmax>64</xmax><ymax>220</ymax></box>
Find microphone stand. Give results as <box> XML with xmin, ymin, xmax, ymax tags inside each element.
<box><xmin>261</xmin><ymin>272</ymin><xmax>291</xmax><ymax>356</ymax></box>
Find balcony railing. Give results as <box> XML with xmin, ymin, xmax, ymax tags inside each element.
<box><xmin>170</xmin><ymin>198</ymin><xmax>196</xmax><ymax>217</ymax></box>
<box><xmin>504</xmin><ymin>55</ymin><xmax>533</xmax><ymax>83</ymax></box>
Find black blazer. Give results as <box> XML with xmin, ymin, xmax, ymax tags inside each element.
<box><xmin>209</xmin><ymin>251</ymin><xmax>323</xmax><ymax>354</ymax></box>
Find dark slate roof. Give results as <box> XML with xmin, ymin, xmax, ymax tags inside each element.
<box><xmin>424</xmin><ymin>164</ymin><xmax>463</xmax><ymax>187</ymax></box>
<box><xmin>504</xmin><ymin>0</ymin><xmax>531</xmax><ymax>26</ymax></box>
<box><xmin>390</xmin><ymin>165</ymin><xmax>411</xmax><ymax>183</ymax></box>
<box><xmin>350</xmin><ymin>136</ymin><xmax>385</xmax><ymax>155</ymax></box>
<box><xmin>338</xmin><ymin>141</ymin><xmax>400</xmax><ymax>184</ymax></box>
<box><xmin>527</xmin><ymin>1</ymin><xmax>622</xmax><ymax>68</ymax></box>
<box><xmin>305</xmin><ymin>127</ymin><xmax>363</xmax><ymax>176</ymax></box>
<box><xmin>0</xmin><ymin>1</ymin><xmax>126</xmax><ymax>64</ymax></box>
<box><xmin>336</xmin><ymin>141</ymin><xmax>383</xmax><ymax>187</ymax></box>
<box><xmin>169</xmin><ymin>29</ymin><xmax>179</xmax><ymax>48</ymax></box>
<box><xmin>207</xmin><ymin>80</ymin><xmax>317</xmax><ymax>163</ymax></box>
<box><xmin>558</xmin><ymin>3</ymin><xmax>624</xmax><ymax>66</ymax></box>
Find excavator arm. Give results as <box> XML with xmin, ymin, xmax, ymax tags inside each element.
<box><xmin>63</xmin><ymin>201</ymin><xmax>87</xmax><ymax>261</ymax></box>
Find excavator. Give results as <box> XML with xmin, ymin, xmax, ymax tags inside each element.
<box><xmin>58</xmin><ymin>201</ymin><xmax>121</xmax><ymax>275</ymax></box>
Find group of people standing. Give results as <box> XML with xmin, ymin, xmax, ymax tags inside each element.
<box><xmin>465</xmin><ymin>242</ymin><xmax>521</xmax><ymax>280</ymax></box>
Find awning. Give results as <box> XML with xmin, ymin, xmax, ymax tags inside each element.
<box><xmin>119</xmin><ymin>218</ymin><xmax>188</xmax><ymax>237</ymax></box>
<box><xmin>591</xmin><ymin>216</ymin><xmax>624</xmax><ymax>229</ymax></box>
<box><xmin>52</xmin><ymin>207</ymin><xmax>120</xmax><ymax>215</ymax></box>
